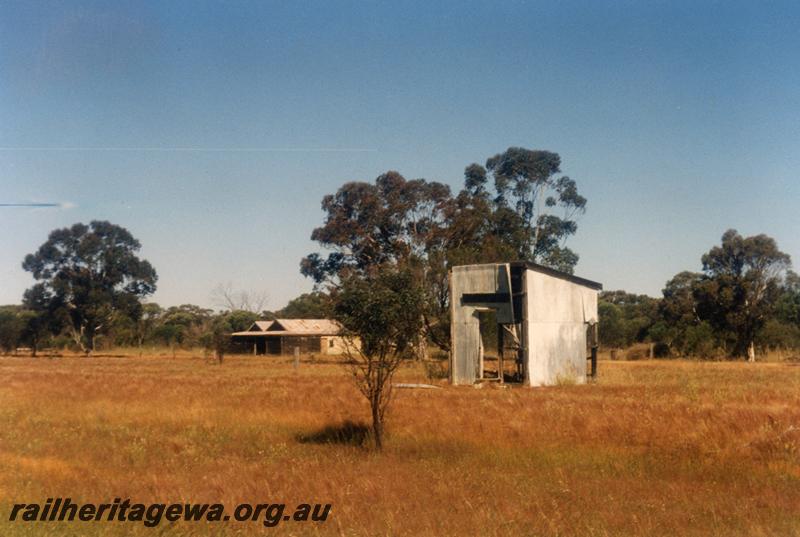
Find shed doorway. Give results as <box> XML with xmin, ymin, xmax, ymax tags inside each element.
<box><xmin>475</xmin><ymin>309</ymin><xmax>524</xmax><ymax>383</ymax></box>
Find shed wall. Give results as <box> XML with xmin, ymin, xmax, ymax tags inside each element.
<box><xmin>450</xmin><ymin>264</ymin><xmax>513</xmax><ymax>385</ymax></box>
<box><xmin>525</xmin><ymin>270</ymin><xmax>598</xmax><ymax>386</ymax></box>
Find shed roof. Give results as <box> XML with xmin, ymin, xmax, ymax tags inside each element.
<box><xmin>512</xmin><ymin>261</ymin><xmax>602</xmax><ymax>290</ymax></box>
<box><xmin>451</xmin><ymin>262</ymin><xmax>602</xmax><ymax>291</ymax></box>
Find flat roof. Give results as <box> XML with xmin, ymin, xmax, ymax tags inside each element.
<box><xmin>512</xmin><ymin>261</ymin><xmax>603</xmax><ymax>290</ymax></box>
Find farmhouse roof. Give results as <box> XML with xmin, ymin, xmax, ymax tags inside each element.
<box><xmin>269</xmin><ymin>319</ymin><xmax>342</xmax><ymax>334</ymax></box>
<box><xmin>232</xmin><ymin>318</ymin><xmax>343</xmax><ymax>337</ymax></box>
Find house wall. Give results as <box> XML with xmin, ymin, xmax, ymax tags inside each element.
<box><xmin>277</xmin><ymin>336</ymin><xmax>322</xmax><ymax>355</ymax></box>
<box><xmin>229</xmin><ymin>337</ymin><xmax>262</xmax><ymax>354</ymax></box>
<box><xmin>233</xmin><ymin>334</ymin><xmax>357</xmax><ymax>356</ymax></box>
<box><xmin>524</xmin><ymin>269</ymin><xmax>598</xmax><ymax>386</ymax></box>
<box><xmin>320</xmin><ymin>336</ymin><xmax>356</xmax><ymax>355</ymax></box>
<box><xmin>266</xmin><ymin>337</ymin><xmax>281</xmax><ymax>355</ymax></box>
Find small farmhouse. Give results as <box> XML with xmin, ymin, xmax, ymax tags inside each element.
<box><xmin>450</xmin><ymin>262</ymin><xmax>602</xmax><ymax>387</ymax></box>
<box><xmin>231</xmin><ymin>319</ymin><xmax>351</xmax><ymax>356</ymax></box>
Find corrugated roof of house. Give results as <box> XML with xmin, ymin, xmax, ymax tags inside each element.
<box><xmin>271</xmin><ymin>319</ymin><xmax>342</xmax><ymax>334</ymax></box>
<box><xmin>233</xmin><ymin>319</ymin><xmax>342</xmax><ymax>337</ymax></box>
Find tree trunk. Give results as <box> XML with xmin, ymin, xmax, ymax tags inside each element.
<box><xmin>85</xmin><ymin>332</ymin><xmax>94</xmax><ymax>357</ymax></box>
<box><xmin>371</xmin><ymin>401</ymin><xmax>383</xmax><ymax>450</ymax></box>
<box><xmin>413</xmin><ymin>334</ymin><xmax>429</xmax><ymax>361</ymax></box>
<box><xmin>71</xmin><ymin>326</ymin><xmax>88</xmax><ymax>355</ymax></box>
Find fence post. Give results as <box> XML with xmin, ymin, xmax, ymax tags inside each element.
<box><xmin>591</xmin><ymin>323</ymin><xmax>599</xmax><ymax>379</ymax></box>
<box><xmin>293</xmin><ymin>346</ymin><xmax>300</xmax><ymax>371</ymax></box>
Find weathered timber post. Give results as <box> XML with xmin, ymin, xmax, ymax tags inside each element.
<box><xmin>590</xmin><ymin>323</ymin><xmax>599</xmax><ymax>379</ymax></box>
<box><xmin>497</xmin><ymin>323</ymin><xmax>504</xmax><ymax>383</ymax></box>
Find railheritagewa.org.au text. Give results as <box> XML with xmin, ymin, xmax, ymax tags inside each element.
<box><xmin>8</xmin><ymin>498</ymin><xmax>331</xmax><ymax>528</ymax></box>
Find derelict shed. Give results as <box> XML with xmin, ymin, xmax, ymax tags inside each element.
<box><xmin>450</xmin><ymin>262</ymin><xmax>602</xmax><ymax>387</ymax></box>
<box><xmin>231</xmin><ymin>319</ymin><xmax>349</xmax><ymax>356</ymax></box>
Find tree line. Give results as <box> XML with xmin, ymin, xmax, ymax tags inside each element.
<box><xmin>0</xmin><ymin>295</ymin><xmax>330</xmax><ymax>357</ymax></box>
<box><xmin>600</xmin><ymin>230</ymin><xmax>797</xmax><ymax>360</ymax></box>
<box><xmin>3</xmin><ymin>147</ymin><xmax>796</xmax><ymax>366</ymax></box>
<box><xmin>0</xmin><ymin>220</ymin><xmax>327</xmax><ymax>357</ymax></box>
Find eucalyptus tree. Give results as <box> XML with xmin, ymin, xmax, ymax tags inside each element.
<box><xmin>20</xmin><ymin>284</ymin><xmax>57</xmax><ymax>356</ymax></box>
<box><xmin>22</xmin><ymin>221</ymin><xmax>157</xmax><ymax>355</ymax></box>
<box><xmin>483</xmin><ymin>147</ymin><xmax>586</xmax><ymax>272</ymax></box>
<box><xmin>694</xmin><ymin>230</ymin><xmax>791</xmax><ymax>361</ymax></box>
<box><xmin>301</xmin><ymin>171</ymin><xmax>451</xmax><ymax>355</ymax></box>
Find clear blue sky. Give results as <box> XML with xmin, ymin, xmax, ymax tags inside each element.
<box><xmin>1</xmin><ymin>0</ymin><xmax>798</xmax><ymax>310</ymax></box>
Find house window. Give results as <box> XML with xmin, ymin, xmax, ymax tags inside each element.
<box><xmin>329</xmin><ymin>339</ymin><xmax>335</xmax><ymax>348</ymax></box>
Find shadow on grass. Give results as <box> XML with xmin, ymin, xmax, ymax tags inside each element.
<box><xmin>296</xmin><ymin>421</ymin><xmax>372</xmax><ymax>447</ymax></box>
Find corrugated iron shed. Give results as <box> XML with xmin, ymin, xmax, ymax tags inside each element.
<box><xmin>450</xmin><ymin>262</ymin><xmax>601</xmax><ymax>387</ymax></box>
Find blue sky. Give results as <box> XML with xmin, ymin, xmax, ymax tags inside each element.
<box><xmin>1</xmin><ymin>0</ymin><xmax>798</xmax><ymax>310</ymax></box>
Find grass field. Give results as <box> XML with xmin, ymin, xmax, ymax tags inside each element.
<box><xmin>1</xmin><ymin>354</ymin><xmax>799</xmax><ymax>536</ymax></box>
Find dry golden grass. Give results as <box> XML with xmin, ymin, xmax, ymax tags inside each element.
<box><xmin>1</xmin><ymin>354</ymin><xmax>799</xmax><ymax>536</ymax></box>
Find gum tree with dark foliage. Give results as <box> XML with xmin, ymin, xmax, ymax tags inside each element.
<box><xmin>268</xmin><ymin>292</ymin><xmax>330</xmax><ymax>320</ymax></box>
<box><xmin>694</xmin><ymin>230</ymin><xmax>791</xmax><ymax>361</ymax></box>
<box><xmin>775</xmin><ymin>271</ymin><xmax>800</xmax><ymax>330</ymax></box>
<box><xmin>484</xmin><ymin>147</ymin><xmax>586</xmax><ymax>271</ymax></box>
<box><xmin>20</xmin><ymin>284</ymin><xmax>58</xmax><ymax>356</ymax></box>
<box><xmin>301</xmin><ymin>171</ymin><xmax>452</xmax><ymax>356</ymax></box>
<box><xmin>650</xmin><ymin>271</ymin><xmax>715</xmax><ymax>357</ymax></box>
<box><xmin>597</xmin><ymin>291</ymin><xmax>660</xmax><ymax>349</ymax></box>
<box><xmin>302</xmin><ymin>147</ymin><xmax>588</xmax><ymax>353</ymax></box>
<box><xmin>301</xmin><ymin>171</ymin><xmax>452</xmax><ymax>280</ymax></box>
<box><xmin>0</xmin><ymin>307</ymin><xmax>24</xmax><ymax>354</ymax></box>
<box><xmin>22</xmin><ymin>221</ymin><xmax>157</xmax><ymax>355</ymax></box>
